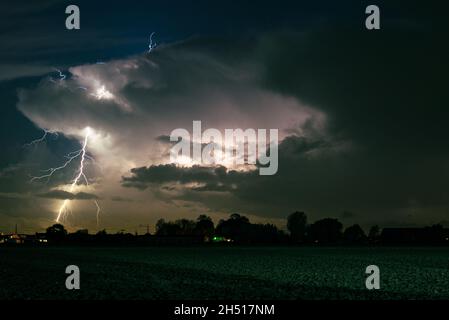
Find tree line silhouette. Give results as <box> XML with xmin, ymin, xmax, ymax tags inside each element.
<box><xmin>37</xmin><ymin>211</ymin><xmax>449</xmax><ymax>246</ymax></box>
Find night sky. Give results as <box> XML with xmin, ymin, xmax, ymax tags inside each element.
<box><xmin>0</xmin><ymin>0</ymin><xmax>448</xmax><ymax>233</ymax></box>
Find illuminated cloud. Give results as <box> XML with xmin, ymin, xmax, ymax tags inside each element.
<box><xmin>17</xmin><ymin>38</ymin><xmax>328</xmax><ymax>173</ymax></box>
<box><xmin>14</xmin><ymin>36</ymin><xmax>331</xmax><ymax>229</ymax></box>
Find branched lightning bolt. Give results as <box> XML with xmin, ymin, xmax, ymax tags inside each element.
<box><xmin>47</xmin><ymin>68</ymin><xmax>89</xmax><ymax>93</ymax></box>
<box><xmin>148</xmin><ymin>32</ymin><xmax>157</xmax><ymax>52</ymax></box>
<box><xmin>56</xmin><ymin>132</ymin><xmax>89</xmax><ymax>223</ymax></box>
<box><xmin>24</xmin><ymin>129</ymin><xmax>58</xmax><ymax>148</ymax></box>
<box><xmin>30</xmin><ymin>144</ymin><xmax>86</xmax><ymax>183</ymax></box>
<box><xmin>29</xmin><ymin>130</ymin><xmax>101</xmax><ymax>226</ymax></box>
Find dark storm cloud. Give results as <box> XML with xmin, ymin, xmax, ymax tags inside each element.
<box><xmin>0</xmin><ymin>0</ymin><xmax>60</xmax><ymax>15</ymax></box>
<box><xmin>123</xmin><ymin>130</ymin><xmax>449</xmax><ymax>225</ymax></box>
<box><xmin>73</xmin><ymin>192</ymin><xmax>99</xmax><ymax>200</ymax></box>
<box><xmin>122</xmin><ymin>164</ymin><xmax>249</xmax><ymax>190</ymax></box>
<box><xmin>121</xmin><ymin>135</ymin><xmax>338</xmax><ymax>205</ymax></box>
<box><xmin>257</xmin><ymin>26</ymin><xmax>449</xmax><ymax>152</ymax></box>
<box><xmin>2</xmin><ymin>0</ymin><xmax>320</xmax><ymax>77</ymax></box>
<box><xmin>340</xmin><ymin>211</ymin><xmax>356</xmax><ymax>219</ymax></box>
<box><xmin>37</xmin><ymin>190</ymin><xmax>77</xmax><ymax>200</ymax></box>
<box><xmin>0</xmin><ymin>0</ymin><xmax>150</xmax><ymax>79</ymax></box>
<box><xmin>37</xmin><ymin>190</ymin><xmax>99</xmax><ymax>200</ymax></box>
<box><xmin>0</xmin><ymin>65</ymin><xmax>53</xmax><ymax>82</ymax></box>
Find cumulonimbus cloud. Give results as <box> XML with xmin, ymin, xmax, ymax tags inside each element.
<box><xmin>17</xmin><ymin>36</ymin><xmax>328</xmax><ymax>176</ymax></box>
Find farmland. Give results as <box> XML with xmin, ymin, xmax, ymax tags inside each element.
<box><xmin>1</xmin><ymin>246</ymin><xmax>448</xmax><ymax>299</ymax></box>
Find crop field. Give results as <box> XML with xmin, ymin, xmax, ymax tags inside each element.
<box><xmin>1</xmin><ymin>246</ymin><xmax>448</xmax><ymax>300</ymax></box>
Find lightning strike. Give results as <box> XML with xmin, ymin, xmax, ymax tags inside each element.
<box><xmin>53</xmin><ymin>68</ymin><xmax>67</xmax><ymax>81</ymax></box>
<box><xmin>30</xmin><ymin>145</ymin><xmax>86</xmax><ymax>183</ymax></box>
<box><xmin>56</xmin><ymin>130</ymin><xmax>90</xmax><ymax>223</ymax></box>
<box><xmin>29</xmin><ymin>128</ymin><xmax>101</xmax><ymax>225</ymax></box>
<box><xmin>91</xmin><ymin>85</ymin><xmax>114</xmax><ymax>100</ymax></box>
<box><xmin>94</xmin><ymin>200</ymin><xmax>101</xmax><ymax>226</ymax></box>
<box><xmin>148</xmin><ymin>32</ymin><xmax>157</xmax><ymax>52</ymax></box>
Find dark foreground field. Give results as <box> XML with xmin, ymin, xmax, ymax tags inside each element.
<box><xmin>1</xmin><ymin>246</ymin><xmax>448</xmax><ymax>300</ymax></box>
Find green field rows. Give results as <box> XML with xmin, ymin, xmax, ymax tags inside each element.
<box><xmin>1</xmin><ymin>247</ymin><xmax>448</xmax><ymax>299</ymax></box>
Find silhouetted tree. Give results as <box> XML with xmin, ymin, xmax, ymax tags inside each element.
<box><xmin>230</xmin><ymin>213</ymin><xmax>249</xmax><ymax>223</ymax></box>
<box><xmin>95</xmin><ymin>229</ymin><xmax>108</xmax><ymax>243</ymax></box>
<box><xmin>287</xmin><ymin>211</ymin><xmax>307</xmax><ymax>243</ymax></box>
<box><xmin>156</xmin><ymin>219</ymin><xmax>166</xmax><ymax>232</ymax></box>
<box><xmin>216</xmin><ymin>213</ymin><xmax>251</xmax><ymax>242</ymax></box>
<box><xmin>194</xmin><ymin>215</ymin><xmax>215</xmax><ymax>239</ymax></box>
<box><xmin>70</xmin><ymin>229</ymin><xmax>89</xmax><ymax>242</ymax></box>
<box><xmin>215</xmin><ymin>213</ymin><xmax>286</xmax><ymax>243</ymax></box>
<box><xmin>175</xmin><ymin>219</ymin><xmax>196</xmax><ymax>236</ymax></box>
<box><xmin>155</xmin><ymin>219</ymin><xmax>183</xmax><ymax>236</ymax></box>
<box><xmin>248</xmin><ymin>223</ymin><xmax>286</xmax><ymax>243</ymax></box>
<box><xmin>308</xmin><ymin>218</ymin><xmax>343</xmax><ymax>244</ymax></box>
<box><xmin>343</xmin><ymin>224</ymin><xmax>367</xmax><ymax>244</ymax></box>
<box><xmin>368</xmin><ymin>225</ymin><xmax>380</xmax><ymax>242</ymax></box>
<box><xmin>96</xmin><ymin>229</ymin><xmax>108</xmax><ymax>236</ymax></box>
<box><xmin>46</xmin><ymin>224</ymin><xmax>67</xmax><ymax>242</ymax></box>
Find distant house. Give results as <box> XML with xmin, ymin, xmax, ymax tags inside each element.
<box><xmin>25</xmin><ymin>233</ymin><xmax>48</xmax><ymax>244</ymax></box>
<box><xmin>0</xmin><ymin>233</ymin><xmax>48</xmax><ymax>245</ymax></box>
<box><xmin>5</xmin><ymin>234</ymin><xmax>26</xmax><ymax>244</ymax></box>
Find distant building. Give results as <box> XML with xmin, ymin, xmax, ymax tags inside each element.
<box><xmin>6</xmin><ymin>234</ymin><xmax>25</xmax><ymax>244</ymax></box>
<box><xmin>27</xmin><ymin>233</ymin><xmax>48</xmax><ymax>244</ymax></box>
<box><xmin>0</xmin><ymin>232</ymin><xmax>48</xmax><ymax>245</ymax></box>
